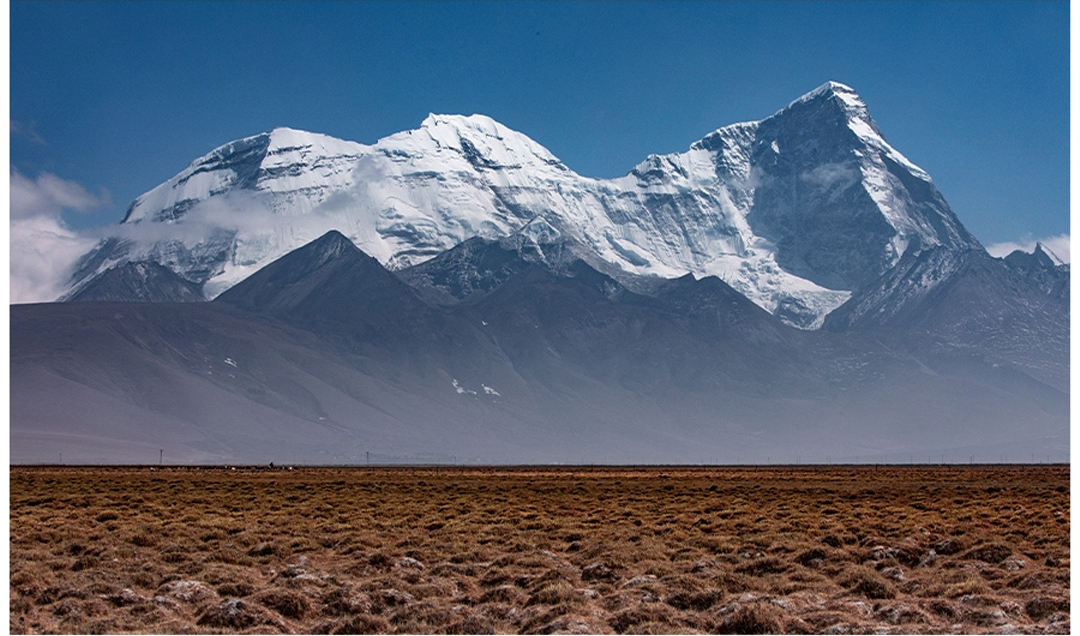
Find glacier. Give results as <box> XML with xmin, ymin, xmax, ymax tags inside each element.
<box><xmin>65</xmin><ymin>81</ymin><xmax>981</xmax><ymax>328</ymax></box>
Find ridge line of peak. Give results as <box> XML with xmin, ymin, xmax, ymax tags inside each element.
<box><xmin>786</xmin><ymin>81</ymin><xmax>859</xmax><ymax>107</ymax></box>
<box><xmin>421</xmin><ymin>112</ymin><xmax>501</xmax><ymax>129</ymax></box>
<box><xmin>1033</xmin><ymin>242</ymin><xmax>1067</xmax><ymax>266</ymax></box>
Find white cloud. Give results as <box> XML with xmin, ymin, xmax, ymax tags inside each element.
<box><xmin>10</xmin><ymin>170</ymin><xmax>107</xmax><ymax>303</ymax></box>
<box><xmin>799</xmin><ymin>162</ymin><xmax>858</xmax><ymax>188</ymax></box>
<box><xmin>11</xmin><ymin>169</ymin><xmax>110</xmax><ymax>219</ymax></box>
<box><xmin>985</xmin><ymin>234</ymin><xmax>1070</xmax><ymax>264</ymax></box>
<box><xmin>10</xmin><ymin>120</ymin><xmax>47</xmax><ymax>146</ymax></box>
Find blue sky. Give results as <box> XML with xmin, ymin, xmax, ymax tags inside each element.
<box><xmin>9</xmin><ymin>1</ymin><xmax>1070</xmax><ymax>255</ymax></box>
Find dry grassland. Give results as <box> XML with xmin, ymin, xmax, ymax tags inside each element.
<box><xmin>10</xmin><ymin>465</ymin><xmax>1069</xmax><ymax>634</ymax></box>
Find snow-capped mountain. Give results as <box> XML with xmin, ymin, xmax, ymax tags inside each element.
<box><xmin>65</xmin><ymin>82</ymin><xmax>981</xmax><ymax>328</ymax></box>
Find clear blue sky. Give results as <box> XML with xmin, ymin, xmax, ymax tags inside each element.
<box><xmin>10</xmin><ymin>1</ymin><xmax>1070</xmax><ymax>249</ymax></box>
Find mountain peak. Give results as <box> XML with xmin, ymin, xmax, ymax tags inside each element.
<box><xmin>265</xmin><ymin>126</ymin><xmax>325</xmax><ymax>148</ymax></box>
<box><xmin>214</xmin><ymin>229</ymin><xmax>420</xmax><ymax>319</ymax></box>
<box><xmin>788</xmin><ymin>81</ymin><xmax>860</xmax><ymax>107</ymax></box>
<box><xmin>262</xmin><ymin>126</ymin><xmax>366</xmax><ymax>156</ymax></box>
<box><xmin>779</xmin><ymin>81</ymin><xmax>877</xmax><ymax>133</ymax></box>
<box><xmin>304</xmin><ymin>230</ymin><xmax>362</xmax><ymax>263</ymax></box>
<box><xmin>419</xmin><ymin>113</ymin><xmax>523</xmax><ymax>145</ymax></box>
<box><xmin>769</xmin><ymin>81</ymin><xmax>936</xmax><ymax>188</ymax></box>
<box><xmin>1006</xmin><ymin>242</ymin><xmax>1068</xmax><ymax>270</ymax></box>
<box><xmin>1033</xmin><ymin>242</ymin><xmax>1066</xmax><ymax>267</ymax></box>
<box><xmin>421</xmin><ymin>113</ymin><xmax>499</xmax><ymax>132</ymax></box>
<box><xmin>414</xmin><ymin>113</ymin><xmax>565</xmax><ymax>169</ymax></box>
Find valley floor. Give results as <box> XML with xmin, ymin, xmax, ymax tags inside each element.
<box><xmin>9</xmin><ymin>465</ymin><xmax>1070</xmax><ymax>634</ymax></box>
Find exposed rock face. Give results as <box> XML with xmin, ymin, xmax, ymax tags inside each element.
<box><xmin>743</xmin><ymin>82</ymin><xmax>978</xmax><ymax>290</ymax></box>
<box><xmin>63</xmin><ymin>261</ymin><xmax>205</xmax><ymax>302</ymax></box>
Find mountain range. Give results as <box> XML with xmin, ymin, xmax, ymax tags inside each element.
<box><xmin>11</xmin><ymin>82</ymin><xmax>1068</xmax><ymax>464</ymax></box>
<box><xmin>64</xmin><ymin>81</ymin><xmax>980</xmax><ymax>329</ymax></box>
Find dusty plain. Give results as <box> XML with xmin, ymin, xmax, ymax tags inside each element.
<box><xmin>9</xmin><ymin>465</ymin><xmax>1070</xmax><ymax>634</ymax></box>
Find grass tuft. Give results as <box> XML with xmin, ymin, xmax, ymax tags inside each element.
<box><xmin>718</xmin><ymin>602</ymin><xmax>786</xmax><ymax>634</ymax></box>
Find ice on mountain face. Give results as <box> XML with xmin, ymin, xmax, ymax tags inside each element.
<box><xmin>70</xmin><ymin>83</ymin><xmax>980</xmax><ymax>328</ymax></box>
<box><xmin>519</xmin><ymin>217</ymin><xmax>561</xmax><ymax>245</ymax></box>
<box><xmin>123</xmin><ymin>129</ymin><xmax>369</xmax><ymax>225</ymax></box>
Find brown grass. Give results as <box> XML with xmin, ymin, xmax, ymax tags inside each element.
<box><xmin>9</xmin><ymin>465</ymin><xmax>1069</xmax><ymax>634</ymax></box>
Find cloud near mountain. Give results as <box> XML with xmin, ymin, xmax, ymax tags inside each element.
<box><xmin>9</xmin><ymin>170</ymin><xmax>104</xmax><ymax>303</ymax></box>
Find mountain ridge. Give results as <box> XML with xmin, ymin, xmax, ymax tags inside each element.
<box><xmin>13</xmin><ymin>229</ymin><xmax>1067</xmax><ymax>464</ymax></box>
<box><xmin>65</xmin><ymin>82</ymin><xmax>983</xmax><ymax>328</ymax></box>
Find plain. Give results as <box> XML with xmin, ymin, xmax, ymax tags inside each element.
<box><xmin>8</xmin><ymin>465</ymin><xmax>1070</xmax><ymax>634</ymax></box>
